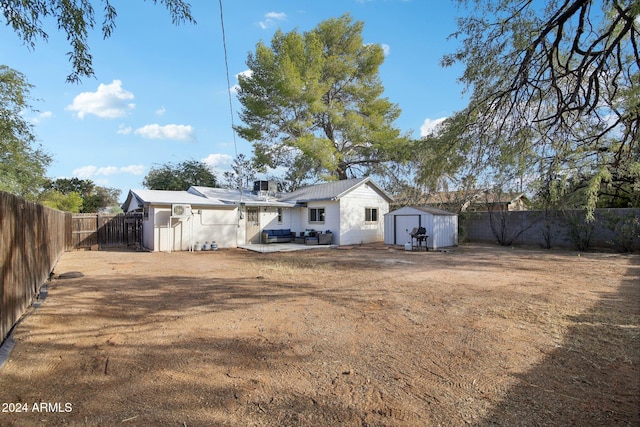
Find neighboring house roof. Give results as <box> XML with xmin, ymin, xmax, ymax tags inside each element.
<box><xmin>280</xmin><ymin>177</ymin><xmax>394</xmax><ymax>204</ymax></box>
<box><xmin>423</xmin><ymin>190</ymin><xmax>529</xmax><ymax>211</ymax></box>
<box><xmin>482</xmin><ymin>192</ymin><xmax>529</xmax><ymax>205</ymax></box>
<box><xmin>425</xmin><ymin>190</ymin><xmax>528</xmax><ymax>205</ymax></box>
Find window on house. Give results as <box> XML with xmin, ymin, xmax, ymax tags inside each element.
<box><xmin>143</xmin><ymin>204</ymin><xmax>149</xmax><ymax>220</ymax></box>
<box><xmin>277</xmin><ymin>208</ymin><xmax>283</xmax><ymax>223</ymax></box>
<box><xmin>309</xmin><ymin>207</ymin><xmax>325</xmax><ymax>223</ymax></box>
<box><xmin>365</xmin><ymin>207</ymin><xmax>378</xmax><ymax>223</ymax></box>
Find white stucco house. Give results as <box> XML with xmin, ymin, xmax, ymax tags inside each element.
<box><xmin>122</xmin><ymin>177</ymin><xmax>392</xmax><ymax>251</ymax></box>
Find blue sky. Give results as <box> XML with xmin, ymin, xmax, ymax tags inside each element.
<box><xmin>2</xmin><ymin>0</ymin><xmax>470</xmax><ymax>202</ymax></box>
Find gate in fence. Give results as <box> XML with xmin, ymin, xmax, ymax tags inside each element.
<box><xmin>71</xmin><ymin>213</ymin><xmax>143</xmax><ymax>250</ymax></box>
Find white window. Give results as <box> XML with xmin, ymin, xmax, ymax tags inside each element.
<box><xmin>365</xmin><ymin>207</ymin><xmax>378</xmax><ymax>223</ymax></box>
<box><xmin>309</xmin><ymin>207</ymin><xmax>325</xmax><ymax>223</ymax></box>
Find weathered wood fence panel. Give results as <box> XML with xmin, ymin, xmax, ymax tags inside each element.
<box><xmin>1</xmin><ymin>191</ymin><xmax>72</xmax><ymax>344</ymax></box>
<box><xmin>71</xmin><ymin>213</ymin><xmax>142</xmax><ymax>250</ymax></box>
<box><xmin>72</xmin><ymin>213</ymin><xmax>99</xmax><ymax>249</ymax></box>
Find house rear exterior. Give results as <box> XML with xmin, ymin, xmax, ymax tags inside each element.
<box><xmin>122</xmin><ymin>177</ymin><xmax>392</xmax><ymax>251</ymax></box>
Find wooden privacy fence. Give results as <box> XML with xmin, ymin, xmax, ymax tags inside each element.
<box><xmin>1</xmin><ymin>191</ymin><xmax>72</xmax><ymax>344</ymax></box>
<box><xmin>71</xmin><ymin>213</ymin><xmax>142</xmax><ymax>250</ymax></box>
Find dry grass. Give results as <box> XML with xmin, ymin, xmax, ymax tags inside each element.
<box><xmin>0</xmin><ymin>244</ymin><xmax>637</xmax><ymax>426</ymax></box>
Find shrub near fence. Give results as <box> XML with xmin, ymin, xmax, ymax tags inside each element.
<box><xmin>463</xmin><ymin>208</ymin><xmax>640</xmax><ymax>251</ymax></box>
<box><xmin>0</xmin><ymin>191</ymin><xmax>72</xmax><ymax>344</ymax></box>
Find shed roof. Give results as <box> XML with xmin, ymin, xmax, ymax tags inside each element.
<box><xmin>387</xmin><ymin>206</ymin><xmax>458</xmax><ymax>216</ymax></box>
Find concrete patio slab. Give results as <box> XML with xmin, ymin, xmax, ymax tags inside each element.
<box><xmin>238</xmin><ymin>243</ymin><xmax>336</xmax><ymax>253</ymax></box>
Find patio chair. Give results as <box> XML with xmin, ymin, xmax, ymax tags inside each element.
<box><xmin>318</xmin><ymin>232</ymin><xmax>332</xmax><ymax>245</ymax></box>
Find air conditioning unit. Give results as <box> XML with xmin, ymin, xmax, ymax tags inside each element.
<box><xmin>171</xmin><ymin>204</ymin><xmax>191</xmax><ymax>217</ymax></box>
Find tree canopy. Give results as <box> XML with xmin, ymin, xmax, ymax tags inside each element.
<box><xmin>143</xmin><ymin>160</ymin><xmax>218</xmax><ymax>191</ymax></box>
<box><xmin>235</xmin><ymin>14</ymin><xmax>410</xmax><ymax>181</ymax></box>
<box><xmin>222</xmin><ymin>154</ymin><xmax>263</xmax><ymax>190</ymax></box>
<box><xmin>41</xmin><ymin>177</ymin><xmax>121</xmax><ymax>212</ymax></box>
<box><xmin>40</xmin><ymin>190</ymin><xmax>84</xmax><ymax>212</ymax></box>
<box><xmin>2</xmin><ymin>0</ymin><xmax>195</xmax><ymax>82</ymax></box>
<box><xmin>0</xmin><ymin>65</ymin><xmax>51</xmax><ymax>200</ymax></box>
<box><xmin>419</xmin><ymin>0</ymin><xmax>639</xmax><ymax>214</ymax></box>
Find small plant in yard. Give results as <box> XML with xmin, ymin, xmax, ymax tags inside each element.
<box><xmin>488</xmin><ymin>206</ymin><xmax>536</xmax><ymax>246</ymax></box>
<box><xmin>564</xmin><ymin>211</ymin><xmax>595</xmax><ymax>251</ymax></box>
<box><xmin>539</xmin><ymin>218</ymin><xmax>554</xmax><ymax>249</ymax></box>
<box><xmin>603</xmin><ymin>212</ymin><xmax>640</xmax><ymax>253</ymax></box>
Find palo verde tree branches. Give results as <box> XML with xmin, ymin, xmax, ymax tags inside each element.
<box><xmin>1</xmin><ymin>0</ymin><xmax>195</xmax><ymax>82</ymax></box>
<box><xmin>424</xmin><ymin>0</ymin><xmax>639</xmax><ymax>213</ymax></box>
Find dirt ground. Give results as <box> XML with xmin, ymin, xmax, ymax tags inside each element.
<box><xmin>0</xmin><ymin>243</ymin><xmax>638</xmax><ymax>426</ymax></box>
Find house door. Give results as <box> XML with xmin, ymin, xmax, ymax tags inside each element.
<box><xmin>246</xmin><ymin>207</ymin><xmax>261</xmax><ymax>244</ymax></box>
<box><xmin>394</xmin><ymin>215</ymin><xmax>420</xmax><ymax>245</ymax></box>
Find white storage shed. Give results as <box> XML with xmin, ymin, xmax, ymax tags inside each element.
<box><xmin>384</xmin><ymin>206</ymin><xmax>458</xmax><ymax>250</ymax></box>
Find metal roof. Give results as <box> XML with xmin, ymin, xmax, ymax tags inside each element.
<box><xmin>387</xmin><ymin>206</ymin><xmax>458</xmax><ymax>216</ymax></box>
<box><xmin>279</xmin><ymin>177</ymin><xmax>393</xmax><ymax>203</ymax></box>
<box><xmin>189</xmin><ymin>186</ymin><xmax>296</xmax><ymax>207</ymax></box>
<box><xmin>124</xmin><ymin>189</ymin><xmax>229</xmax><ymax>209</ymax></box>
<box><xmin>123</xmin><ymin>178</ymin><xmax>391</xmax><ymax>210</ymax></box>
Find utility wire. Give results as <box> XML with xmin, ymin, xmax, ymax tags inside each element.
<box><xmin>218</xmin><ymin>0</ymin><xmax>238</xmax><ymax>158</ymax></box>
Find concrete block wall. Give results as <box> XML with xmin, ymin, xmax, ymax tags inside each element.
<box><xmin>462</xmin><ymin>208</ymin><xmax>640</xmax><ymax>251</ymax></box>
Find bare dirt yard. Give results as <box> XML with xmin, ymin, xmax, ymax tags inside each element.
<box><xmin>0</xmin><ymin>243</ymin><xmax>638</xmax><ymax>426</ymax></box>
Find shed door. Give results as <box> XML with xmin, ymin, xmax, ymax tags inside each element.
<box><xmin>394</xmin><ymin>215</ymin><xmax>420</xmax><ymax>245</ymax></box>
<box><xmin>246</xmin><ymin>207</ymin><xmax>261</xmax><ymax>244</ymax></box>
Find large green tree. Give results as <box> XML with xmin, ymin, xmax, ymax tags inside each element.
<box><xmin>42</xmin><ymin>177</ymin><xmax>121</xmax><ymax>212</ymax></box>
<box><xmin>40</xmin><ymin>190</ymin><xmax>84</xmax><ymax>212</ymax></box>
<box><xmin>235</xmin><ymin>14</ymin><xmax>410</xmax><ymax>181</ymax></box>
<box><xmin>419</xmin><ymin>0</ymin><xmax>639</xmax><ymax>214</ymax></box>
<box><xmin>143</xmin><ymin>160</ymin><xmax>218</xmax><ymax>191</ymax></box>
<box><xmin>0</xmin><ymin>65</ymin><xmax>51</xmax><ymax>200</ymax></box>
<box><xmin>2</xmin><ymin>0</ymin><xmax>195</xmax><ymax>82</ymax></box>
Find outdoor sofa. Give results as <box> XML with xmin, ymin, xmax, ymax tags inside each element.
<box><xmin>261</xmin><ymin>229</ymin><xmax>295</xmax><ymax>243</ymax></box>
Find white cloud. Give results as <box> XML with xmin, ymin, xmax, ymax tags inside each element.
<box><xmin>155</xmin><ymin>106</ymin><xmax>166</xmax><ymax>116</ymax></box>
<box><xmin>420</xmin><ymin>117</ymin><xmax>447</xmax><ymax>137</ymax></box>
<box><xmin>66</xmin><ymin>80</ymin><xmax>135</xmax><ymax>119</ymax></box>
<box><xmin>230</xmin><ymin>69</ymin><xmax>253</xmax><ymax>93</ymax></box>
<box><xmin>202</xmin><ymin>153</ymin><xmax>233</xmax><ymax>170</ymax></box>
<box><xmin>236</xmin><ymin>70</ymin><xmax>253</xmax><ymax>80</ymax></box>
<box><xmin>134</xmin><ymin>124</ymin><xmax>196</xmax><ymax>141</ymax></box>
<box><xmin>120</xmin><ymin>165</ymin><xmax>146</xmax><ymax>175</ymax></box>
<box><xmin>117</xmin><ymin>124</ymin><xmax>132</xmax><ymax>135</ymax></box>
<box><xmin>73</xmin><ymin>164</ymin><xmax>146</xmax><ymax>178</ymax></box>
<box><xmin>259</xmin><ymin>11</ymin><xmax>286</xmax><ymax>29</ymax></box>
<box><xmin>31</xmin><ymin>111</ymin><xmax>53</xmax><ymax>124</ymax></box>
